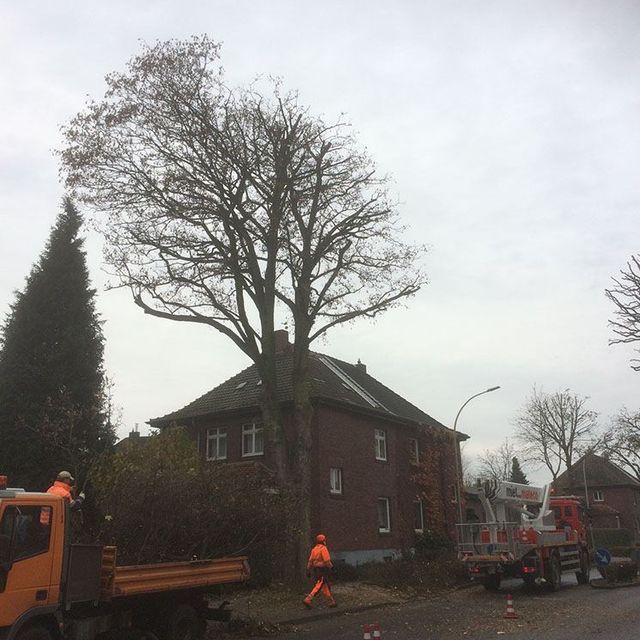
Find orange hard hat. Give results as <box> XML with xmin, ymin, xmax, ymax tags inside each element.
<box><xmin>316</xmin><ymin>533</ymin><xmax>327</xmax><ymax>544</ymax></box>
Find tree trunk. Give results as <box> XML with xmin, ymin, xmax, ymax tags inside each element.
<box><xmin>286</xmin><ymin>334</ymin><xmax>314</xmax><ymax>585</ymax></box>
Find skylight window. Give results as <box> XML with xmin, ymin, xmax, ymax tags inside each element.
<box><xmin>318</xmin><ymin>356</ymin><xmax>391</xmax><ymax>412</ymax></box>
<box><xmin>235</xmin><ymin>381</ymin><xmax>247</xmax><ymax>390</ymax></box>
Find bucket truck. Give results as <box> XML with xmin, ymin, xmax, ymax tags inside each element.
<box><xmin>458</xmin><ymin>479</ymin><xmax>591</xmax><ymax>591</ymax></box>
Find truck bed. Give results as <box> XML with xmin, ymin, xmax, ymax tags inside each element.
<box><xmin>100</xmin><ymin>547</ymin><xmax>249</xmax><ymax>599</ymax></box>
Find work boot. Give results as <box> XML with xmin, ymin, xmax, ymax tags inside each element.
<box><xmin>328</xmin><ymin>600</ymin><xmax>337</xmax><ymax>608</ymax></box>
<box><xmin>303</xmin><ymin>597</ymin><xmax>312</xmax><ymax>609</ymax></box>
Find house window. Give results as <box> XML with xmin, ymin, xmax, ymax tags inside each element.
<box><xmin>206</xmin><ymin>428</ymin><xmax>227</xmax><ymax>461</ymax></box>
<box><xmin>330</xmin><ymin>468</ymin><xmax>343</xmax><ymax>495</ymax></box>
<box><xmin>593</xmin><ymin>490</ymin><xmax>604</xmax><ymax>502</ymax></box>
<box><xmin>414</xmin><ymin>499</ymin><xmax>424</xmax><ymax>532</ymax></box>
<box><xmin>409</xmin><ymin>438</ymin><xmax>419</xmax><ymax>464</ymax></box>
<box><xmin>375</xmin><ymin>429</ymin><xmax>387</xmax><ymax>461</ymax></box>
<box><xmin>451</xmin><ymin>484</ymin><xmax>459</xmax><ymax>503</ymax></box>
<box><xmin>242</xmin><ymin>423</ymin><xmax>264</xmax><ymax>457</ymax></box>
<box><xmin>377</xmin><ymin>497</ymin><xmax>391</xmax><ymax>533</ymax></box>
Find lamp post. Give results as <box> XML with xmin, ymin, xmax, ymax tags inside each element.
<box><xmin>452</xmin><ymin>386</ymin><xmax>501</xmax><ymax>528</ymax></box>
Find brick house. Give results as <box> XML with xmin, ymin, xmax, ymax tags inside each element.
<box><xmin>554</xmin><ymin>453</ymin><xmax>640</xmax><ymax>542</ymax></box>
<box><xmin>150</xmin><ymin>330</ymin><xmax>467</xmax><ymax>564</ymax></box>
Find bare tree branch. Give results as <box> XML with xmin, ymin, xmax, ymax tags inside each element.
<box><xmin>514</xmin><ymin>387</ymin><xmax>599</xmax><ymax>481</ymax></box>
<box><xmin>606</xmin><ymin>254</ymin><xmax>640</xmax><ymax>371</ymax></box>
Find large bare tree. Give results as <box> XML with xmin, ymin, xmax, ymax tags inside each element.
<box><xmin>514</xmin><ymin>388</ymin><xmax>598</xmax><ymax>481</ymax></box>
<box><xmin>477</xmin><ymin>438</ymin><xmax>523</xmax><ymax>482</ymax></box>
<box><xmin>602</xmin><ymin>408</ymin><xmax>640</xmax><ymax>481</ymax></box>
<box><xmin>59</xmin><ymin>36</ymin><xmax>426</xmax><ymax>580</ymax></box>
<box><xmin>606</xmin><ymin>255</ymin><xmax>640</xmax><ymax>371</ymax></box>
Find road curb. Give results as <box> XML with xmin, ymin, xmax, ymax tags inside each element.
<box><xmin>590</xmin><ymin>577</ymin><xmax>640</xmax><ymax>589</ymax></box>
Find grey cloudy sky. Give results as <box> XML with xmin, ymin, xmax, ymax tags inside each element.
<box><xmin>1</xmin><ymin>1</ymin><xmax>638</xmax><ymax>483</ymax></box>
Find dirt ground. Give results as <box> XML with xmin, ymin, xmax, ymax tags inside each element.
<box><xmin>211</xmin><ymin>570</ymin><xmax>640</xmax><ymax>639</ymax></box>
<box><xmin>210</xmin><ymin>581</ymin><xmax>408</xmax><ymax>637</ymax></box>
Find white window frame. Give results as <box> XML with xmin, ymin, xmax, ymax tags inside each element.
<box><xmin>206</xmin><ymin>427</ymin><xmax>227</xmax><ymax>461</ymax></box>
<box><xmin>414</xmin><ymin>498</ymin><xmax>424</xmax><ymax>532</ymax></box>
<box><xmin>593</xmin><ymin>490</ymin><xmax>604</xmax><ymax>502</ymax></box>
<box><xmin>242</xmin><ymin>422</ymin><xmax>264</xmax><ymax>457</ymax></box>
<box><xmin>375</xmin><ymin>429</ymin><xmax>387</xmax><ymax>461</ymax></box>
<box><xmin>409</xmin><ymin>438</ymin><xmax>419</xmax><ymax>464</ymax></box>
<box><xmin>377</xmin><ymin>497</ymin><xmax>391</xmax><ymax>533</ymax></box>
<box><xmin>330</xmin><ymin>468</ymin><xmax>343</xmax><ymax>495</ymax></box>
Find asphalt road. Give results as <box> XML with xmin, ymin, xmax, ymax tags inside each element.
<box><xmin>278</xmin><ymin>571</ymin><xmax>640</xmax><ymax>639</ymax></box>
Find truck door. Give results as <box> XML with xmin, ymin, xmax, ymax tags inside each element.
<box><xmin>0</xmin><ymin>503</ymin><xmax>55</xmax><ymax>628</ymax></box>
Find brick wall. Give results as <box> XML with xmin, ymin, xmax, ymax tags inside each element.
<box><xmin>561</xmin><ymin>483</ymin><xmax>640</xmax><ymax>542</ymax></box>
<box><xmin>184</xmin><ymin>402</ymin><xmax>461</xmax><ymax>558</ymax></box>
<box><xmin>312</xmin><ymin>403</ymin><xmax>460</xmax><ymax>555</ymax></box>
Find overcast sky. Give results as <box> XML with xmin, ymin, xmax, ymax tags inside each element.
<box><xmin>1</xmin><ymin>1</ymin><xmax>638</xmax><ymax>484</ymax></box>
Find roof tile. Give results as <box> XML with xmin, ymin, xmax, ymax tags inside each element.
<box><xmin>150</xmin><ymin>350</ymin><xmax>454</xmax><ymax>434</ymax></box>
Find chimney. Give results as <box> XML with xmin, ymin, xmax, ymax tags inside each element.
<box><xmin>274</xmin><ymin>329</ymin><xmax>290</xmax><ymax>353</ymax></box>
<box><xmin>128</xmin><ymin>423</ymin><xmax>141</xmax><ymax>439</ymax></box>
<box><xmin>356</xmin><ymin>358</ymin><xmax>367</xmax><ymax>374</ymax></box>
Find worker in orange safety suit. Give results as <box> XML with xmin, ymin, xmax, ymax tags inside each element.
<box><xmin>47</xmin><ymin>471</ymin><xmax>85</xmax><ymax>511</ymax></box>
<box><xmin>303</xmin><ymin>533</ymin><xmax>337</xmax><ymax>609</ymax></box>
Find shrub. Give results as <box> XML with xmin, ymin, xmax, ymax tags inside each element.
<box><xmin>351</xmin><ymin>552</ymin><xmax>466</xmax><ymax>593</ymax></box>
<box><xmin>414</xmin><ymin>529</ymin><xmax>454</xmax><ymax>559</ymax></box>
<box><xmin>591</xmin><ymin>528</ymin><xmax>633</xmax><ymax>549</ymax></box>
<box><xmin>89</xmin><ymin>429</ymin><xmax>292</xmax><ymax>583</ymax></box>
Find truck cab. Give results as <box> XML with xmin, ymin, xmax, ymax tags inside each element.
<box><xmin>0</xmin><ymin>481</ymin><xmax>67</xmax><ymax>636</ymax></box>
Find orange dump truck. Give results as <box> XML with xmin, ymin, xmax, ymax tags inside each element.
<box><xmin>0</xmin><ymin>476</ymin><xmax>250</xmax><ymax>640</ymax></box>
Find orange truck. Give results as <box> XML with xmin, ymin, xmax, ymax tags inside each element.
<box><xmin>0</xmin><ymin>476</ymin><xmax>250</xmax><ymax>640</ymax></box>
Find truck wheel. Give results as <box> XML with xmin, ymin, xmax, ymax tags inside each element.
<box><xmin>546</xmin><ymin>553</ymin><xmax>561</xmax><ymax>592</ymax></box>
<box><xmin>16</xmin><ymin>627</ymin><xmax>52</xmax><ymax>640</ymax></box>
<box><xmin>482</xmin><ymin>573</ymin><xmax>501</xmax><ymax>591</ymax></box>
<box><xmin>167</xmin><ymin>604</ymin><xmax>204</xmax><ymax>640</ymax></box>
<box><xmin>576</xmin><ymin>549</ymin><xmax>590</xmax><ymax>585</ymax></box>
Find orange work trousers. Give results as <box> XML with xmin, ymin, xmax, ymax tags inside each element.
<box><xmin>305</xmin><ymin>569</ymin><xmax>335</xmax><ymax>604</ymax></box>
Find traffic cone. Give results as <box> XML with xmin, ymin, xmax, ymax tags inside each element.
<box><xmin>503</xmin><ymin>593</ymin><xmax>518</xmax><ymax>619</ymax></box>
<box><xmin>372</xmin><ymin>622</ymin><xmax>382</xmax><ymax>638</ymax></box>
<box><xmin>363</xmin><ymin>624</ymin><xmax>372</xmax><ymax>640</ymax></box>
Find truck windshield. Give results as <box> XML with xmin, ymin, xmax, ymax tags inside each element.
<box><xmin>0</xmin><ymin>505</ymin><xmax>52</xmax><ymax>565</ymax></box>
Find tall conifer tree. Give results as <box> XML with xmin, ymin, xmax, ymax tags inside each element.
<box><xmin>509</xmin><ymin>457</ymin><xmax>529</xmax><ymax>485</ymax></box>
<box><xmin>0</xmin><ymin>198</ymin><xmax>114</xmax><ymax>488</ymax></box>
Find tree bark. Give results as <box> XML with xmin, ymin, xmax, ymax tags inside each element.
<box><xmin>286</xmin><ymin>332</ymin><xmax>314</xmax><ymax>584</ymax></box>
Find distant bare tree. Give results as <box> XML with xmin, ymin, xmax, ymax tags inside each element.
<box><xmin>59</xmin><ymin>36</ymin><xmax>426</xmax><ymax>581</ymax></box>
<box><xmin>460</xmin><ymin>441</ymin><xmax>476</xmax><ymax>487</ymax></box>
<box><xmin>602</xmin><ymin>408</ymin><xmax>640</xmax><ymax>481</ymax></box>
<box><xmin>478</xmin><ymin>438</ymin><xmax>521</xmax><ymax>482</ymax></box>
<box><xmin>515</xmin><ymin>388</ymin><xmax>598</xmax><ymax>481</ymax></box>
<box><xmin>606</xmin><ymin>255</ymin><xmax>640</xmax><ymax>371</ymax></box>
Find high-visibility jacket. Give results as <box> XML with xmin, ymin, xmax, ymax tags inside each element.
<box><xmin>47</xmin><ymin>481</ymin><xmax>72</xmax><ymax>501</ymax></box>
<box><xmin>307</xmin><ymin>543</ymin><xmax>333</xmax><ymax>570</ymax></box>
<box><xmin>47</xmin><ymin>481</ymin><xmax>84</xmax><ymax>511</ymax></box>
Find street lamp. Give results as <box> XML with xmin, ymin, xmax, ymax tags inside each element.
<box><xmin>452</xmin><ymin>386</ymin><xmax>501</xmax><ymax>527</ymax></box>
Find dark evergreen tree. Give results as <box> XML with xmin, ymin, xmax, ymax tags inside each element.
<box><xmin>509</xmin><ymin>456</ymin><xmax>529</xmax><ymax>485</ymax></box>
<box><xmin>0</xmin><ymin>198</ymin><xmax>115</xmax><ymax>489</ymax></box>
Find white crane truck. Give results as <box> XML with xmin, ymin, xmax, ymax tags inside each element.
<box><xmin>458</xmin><ymin>480</ymin><xmax>591</xmax><ymax>591</ymax></box>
